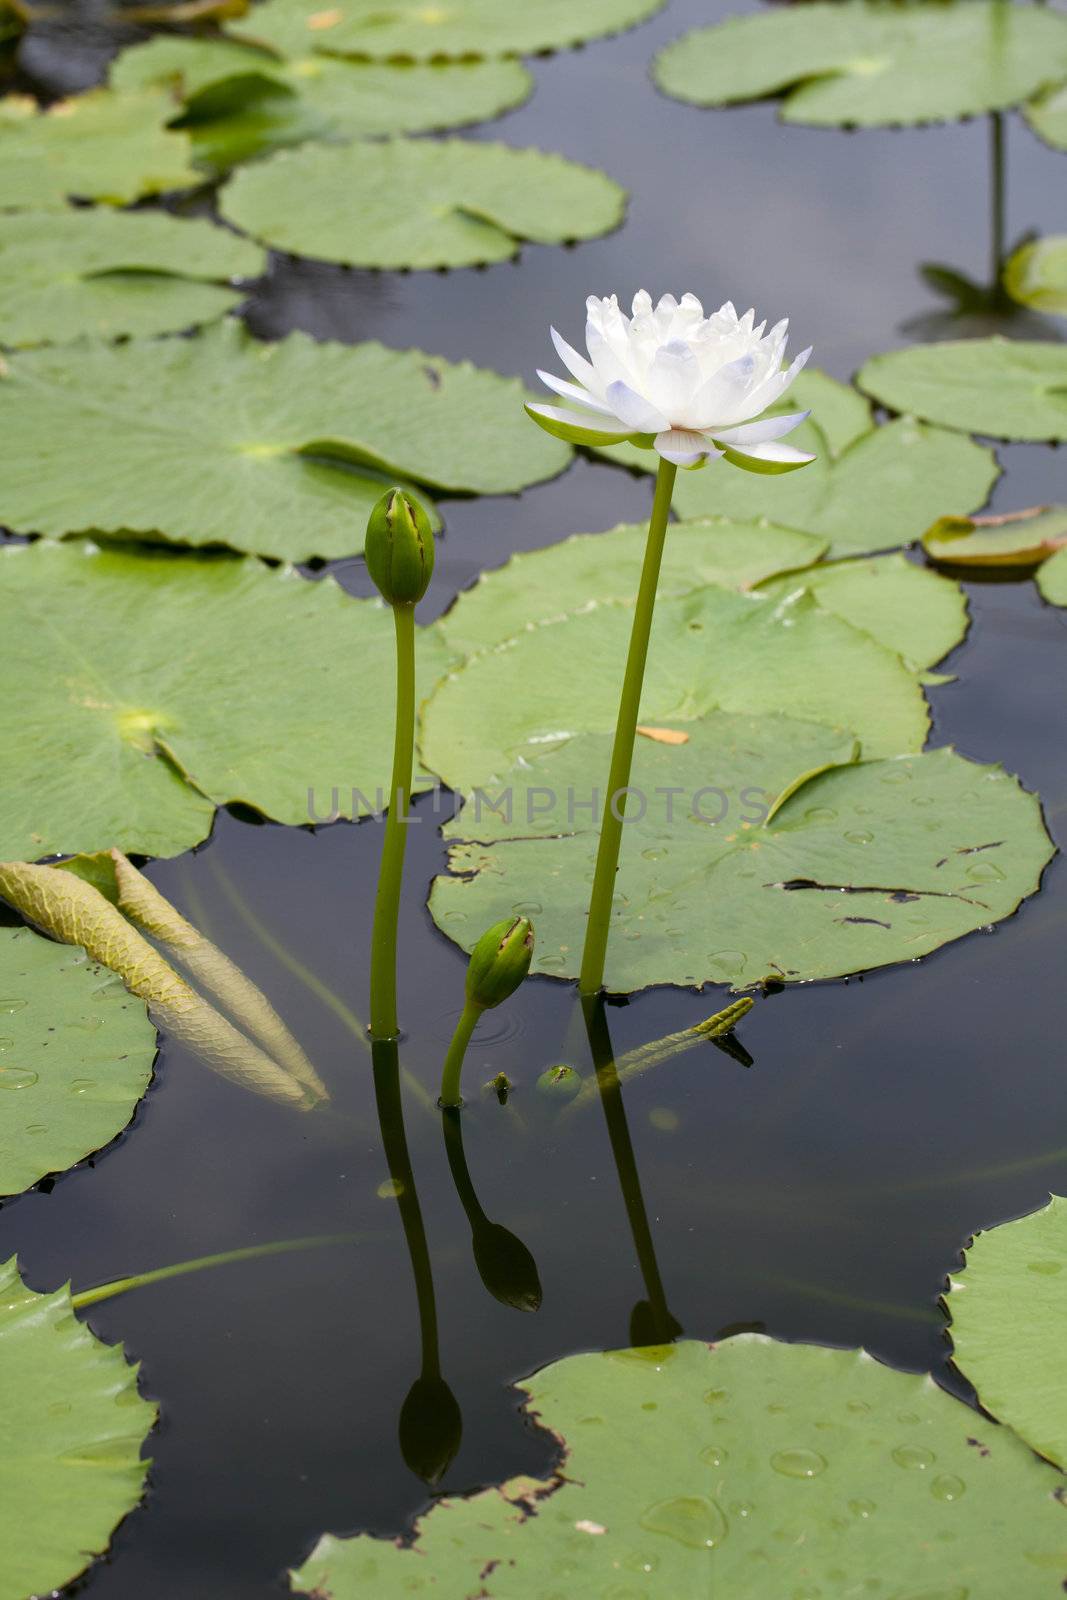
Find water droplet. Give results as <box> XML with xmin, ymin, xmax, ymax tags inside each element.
<box><xmin>897</xmin><ymin>1411</ymin><xmax>920</xmax><ymax>1425</ymax></box>
<box><xmin>92</xmin><ymin>980</ymin><xmax>126</xmax><ymax>1000</ymax></box>
<box><xmin>880</xmin><ymin>767</ymin><xmax>912</xmax><ymax>784</ymax></box>
<box><xmin>703</xmin><ymin>1388</ymin><xmax>728</xmax><ymax>1406</ymax></box>
<box><xmin>846</xmin><ymin>1398</ymin><xmax>871</xmax><ymax>1415</ymax></box>
<box><xmin>707</xmin><ymin>950</ymin><xmax>746</xmax><ymax>979</ymax></box>
<box><xmin>64</xmin><ymin>1015</ymin><xmax>103</xmax><ymax>1033</ymax></box>
<box><xmin>930</xmin><ymin>1475</ymin><xmax>965</xmax><ymax>1502</ymax></box>
<box><xmin>24</xmin><ymin>1123</ymin><xmax>47</xmax><ymax>1135</ymax></box>
<box><xmin>0</xmin><ymin>1037</ymin><xmax>14</xmax><ymax>1051</ymax></box>
<box><xmin>892</xmin><ymin>1445</ymin><xmax>936</xmax><ymax>1470</ymax></box>
<box><xmin>620</xmin><ymin>1551</ymin><xmax>659</xmax><ymax>1574</ymax></box>
<box><xmin>0</xmin><ymin>999</ymin><xmax>27</xmax><ymax>1014</ymax></box>
<box><xmin>68</xmin><ymin>1079</ymin><xmax>97</xmax><ymax>1096</ymax></box>
<box><xmin>0</xmin><ymin>1067</ymin><xmax>38</xmax><ymax>1090</ymax></box>
<box><xmin>770</xmin><ymin>1449</ymin><xmax>827</xmax><ymax>1479</ymax></box>
<box><xmin>804</xmin><ymin>807</ymin><xmax>837</xmax><ymax>823</ymax></box>
<box><xmin>641</xmin><ymin>847</ymin><xmax>665</xmax><ymax>861</ymax></box>
<box><xmin>1027</xmin><ymin>1260</ymin><xmax>1063</xmax><ymax>1275</ymax></box>
<box><xmin>849</xmin><ymin>1498</ymin><xmax>876</xmax><ymax>1519</ymax></box>
<box><xmin>966</xmin><ymin>861</ymin><xmax>1005</xmax><ymax>883</ymax></box>
<box><xmin>700</xmin><ymin>1445</ymin><xmax>727</xmax><ymax>1467</ymax></box>
<box><xmin>912</xmin><ymin>795</ymin><xmax>936</xmax><ymax>808</ymax></box>
<box><xmin>640</xmin><ymin>1496</ymin><xmax>728</xmax><ymax>1550</ymax></box>
<box><xmin>728</xmin><ymin>1500</ymin><xmax>753</xmax><ymax>1518</ymax></box>
<box><xmin>540</xmin><ymin>955</ymin><xmax>566</xmax><ymax>971</ymax></box>
<box><xmin>511</xmin><ymin>900</ymin><xmax>542</xmax><ymax>916</ymax></box>
<box><xmin>47</xmin><ymin>1400</ymin><xmax>72</xmax><ymax>1417</ymax></box>
<box><xmin>845</xmin><ymin>830</ymin><xmax>873</xmax><ymax>845</ymax></box>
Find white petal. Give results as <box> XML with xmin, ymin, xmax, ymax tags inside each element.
<box><xmin>631</xmin><ymin>289</ymin><xmax>653</xmax><ymax>317</ymax></box>
<box><xmin>537</xmin><ymin>368</ymin><xmax>615</xmax><ymax>414</ymax></box>
<box><xmin>654</xmin><ymin>428</ymin><xmax>722</xmax><ymax>467</ymax></box>
<box><xmin>721</xmin><ymin>439</ymin><xmax>816</xmax><ymax>473</ymax></box>
<box><xmin>586</xmin><ymin>322</ymin><xmax>636</xmax><ymax>391</ymax></box>
<box><xmin>749</xmin><ymin>345</ymin><xmax>813</xmax><ymax>413</ymax></box>
<box><xmin>712</xmin><ymin>409</ymin><xmax>810</xmax><ymax>447</ymax></box>
<box><xmin>689</xmin><ymin>350</ymin><xmax>761</xmax><ymax>428</ymax></box>
<box><xmin>526</xmin><ymin>403</ymin><xmax>634</xmax><ymax>442</ymax></box>
<box><xmin>550</xmin><ymin>326</ymin><xmax>600</xmax><ymax>393</ymax></box>
<box><xmin>604</xmin><ymin>380</ymin><xmax>670</xmax><ymax>432</ymax></box>
<box><xmin>645</xmin><ymin>340</ymin><xmax>701</xmax><ymax>419</ymax></box>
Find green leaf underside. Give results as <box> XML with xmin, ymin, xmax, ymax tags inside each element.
<box><xmin>1026</xmin><ymin>82</ymin><xmax>1067</xmax><ymax>152</ymax></box>
<box><xmin>0</xmin><ymin>929</ymin><xmax>156</xmax><ymax>1196</ymax></box>
<box><xmin>431</xmin><ymin>730</ymin><xmax>1051</xmax><ymax>991</ymax></box>
<box><xmin>948</xmin><ymin>1194</ymin><xmax>1067</xmax><ymax>1472</ymax></box>
<box><xmin>0</xmin><ymin>540</ymin><xmax>457</xmax><ymax>862</ymax></box>
<box><xmin>438</xmin><ymin>519</ymin><xmax>828</xmax><ymax>657</ymax></box>
<box><xmin>0</xmin><ymin>1256</ymin><xmax>157</xmax><ymax>1600</ymax></box>
<box><xmin>923</xmin><ymin>507</ymin><xmax>1067</xmax><ymax>568</ymax></box>
<box><xmin>0</xmin><ymin>322</ymin><xmax>569</xmax><ymax>560</ymax></box>
<box><xmin>220</xmin><ymin>137</ymin><xmax>626</xmax><ymax>268</ymax></box>
<box><xmin>0</xmin><ymin>90</ymin><xmax>198</xmax><ymax>211</ymax></box>
<box><xmin>227</xmin><ymin>0</ymin><xmax>668</xmax><ymax>62</ymax></box>
<box><xmin>1037</xmin><ymin>547</ymin><xmax>1067</xmax><ymax>606</ymax></box>
<box><xmin>290</xmin><ymin>1336</ymin><xmax>1067</xmax><ymax>1599</ymax></box>
<box><xmin>858</xmin><ymin>340</ymin><xmax>1067</xmax><ymax>442</ymax></box>
<box><xmin>0</xmin><ymin>209</ymin><xmax>265</xmax><ymax>348</ymax></box>
<box><xmin>653</xmin><ymin>0</ymin><xmax>1067</xmax><ymax>127</ymax></box>
<box><xmin>1004</xmin><ymin>236</ymin><xmax>1067</xmax><ymax>317</ymax></box>
<box><xmin>110</xmin><ymin>36</ymin><xmax>533</xmax><ymax>169</ymax></box>
<box><xmin>422</xmin><ymin>584</ymin><xmax>931</xmax><ymax>804</ymax></box>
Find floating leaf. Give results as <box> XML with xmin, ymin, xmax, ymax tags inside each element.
<box><xmin>438</xmin><ymin>518</ymin><xmax>827</xmax><ymax>658</ymax></box>
<box><xmin>227</xmin><ymin>0</ymin><xmax>667</xmax><ymax>62</ymax></box>
<box><xmin>110</xmin><ymin>35</ymin><xmax>533</xmax><ymax>169</ymax></box>
<box><xmin>0</xmin><ymin>209</ymin><xmax>264</xmax><ymax>348</ymax></box>
<box><xmin>859</xmin><ymin>339</ymin><xmax>1067</xmax><ymax>442</ymax></box>
<box><xmin>291</xmin><ymin>1335</ymin><xmax>1067</xmax><ymax>1598</ymax></box>
<box><xmin>0</xmin><ymin>928</ymin><xmax>155</xmax><ymax>1196</ymax></box>
<box><xmin>1004</xmin><ymin>235</ymin><xmax>1067</xmax><ymax>316</ymax></box>
<box><xmin>654</xmin><ymin>0</ymin><xmax>1067</xmax><ymax>127</ymax></box>
<box><xmin>0</xmin><ymin>1257</ymin><xmax>157</xmax><ymax>1600</ymax></box>
<box><xmin>0</xmin><ymin>539</ymin><xmax>456</xmax><ymax>862</ymax></box>
<box><xmin>1037</xmin><ymin>546</ymin><xmax>1067</xmax><ymax>606</ymax></box>
<box><xmin>0</xmin><ymin>322</ymin><xmax>569</xmax><ymax>558</ymax></box>
<box><xmin>0</xmin><ymin>89</ymin><xmax>198</xmax><ymax>211</ymax></box>
<box><xmin>1026</xmin><ymin>81</ymin><xmax>1067</xmax><ymax>152</ymax></box>
<box><xmin>221</xmin><ymin>137</ymin><xmax>625</xmax><ymax>269</ymax></box>
<box><xmin>431</xmin><ymin>731</ymin><xmax>1051</xmax><ymax>992</ymax></box>
<box><xmin>947</xmin><ymin>1194</ymin><xmax>1067</xmax><ymax>1471</ymax></box>
<box><xmin>923</xmin><ymin>505</ymin><xmax>1067</xmax><ymax>568</ymax></box>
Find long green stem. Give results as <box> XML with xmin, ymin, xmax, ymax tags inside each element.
<box><xmin>71</xmin><ymin>1232</ymin><xmax>362</xmax><ymax>1311</ymax></box>
<box><xmin>369</xmin><ymin>603</ymin><xmax>417</xmax><ymax>1040</ymax></box>
<box><xmin>579</xmin><ymin>458</ymin><xmax>677</xmax><ymax>995</ymax></box>
<box><xmin>372</xmin><ymin>1039</ymin><xmax>440</xmax><ymax>1378</ymax></box>
<box><xmin>439</xmin><ymin>999</ymin><xmax>480</xmax><ymax>1108</ymax></box>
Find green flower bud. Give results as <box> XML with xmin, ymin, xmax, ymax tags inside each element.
<box><xmin>364</xmin><ymin>487</ymin><xmax>435</xmax><ymax>606</ymax></box>
<box><xmin>465</xmin><ymin>916</ymin><xmax>534</xmax><ymax>1011</ymax></box>
<box><xmin>536</xmin><ymin>1063</ymin><xmax>582</xmax><ymax>1102</ymax></box>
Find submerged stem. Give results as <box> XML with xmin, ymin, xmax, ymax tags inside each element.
<box><xmin>369</xmin><ymin>604</ymin><xmax>417</xmax><ymax>1040</ymax></box>
<box><xmin>71</xmin><ymin>1232</ymin><xmax>362</xmax><ymax>1311</ymax></box>
<box><xmin>579</xmin><ymin>458</ymin><xmax>677</xmax><ymax>995</ymax></box>
<box><xmin>990</xmin><ymin>109</ymin><xmax>1007</xmax><ymax>297</ymax></box>
<box><xmin>439</xmin><ymin>999</ymin><xmax>481</xmax><ymax>1109</ymax></box>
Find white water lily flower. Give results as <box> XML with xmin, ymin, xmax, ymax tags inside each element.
<box><xmin>526</xmin><ymin>291</ymin><xmax>815</xmax><ymax>473</ymax></box>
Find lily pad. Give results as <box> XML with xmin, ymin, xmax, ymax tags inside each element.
<box><xmin>227</xmin><ymin>0</ymin><xmax>667</xmax><ymax>62</ymax></box>
<box><xmin>0</xmin><ymin>539</ymin><xmax>456</xmax><ymax>863</ymax></box>
<box><xmin>431</xmin><ymin>733</ymin><xmax>1052</xmax><ymax>992</ymax></box>
<box><xmin>0</xmin><ymin>321</ymin><xmax>570</xmax><ymax>559</ymax></box>
<box><xmin>110</xmin><ymin>35</ymin><xmax>533</xmax><ymax>169</ymax></box>
<box><xmin>1026</xmin><ymin>82</ymin><xmax>1067</xmax><ymax>152</ymax></box>
<box><xmin>923</xmin><ymin>506</ymin><xmax>1067</xmax><ymax>568</ymax></box>
<box><xmin>0</xmin><ymin>1256</ymin><xmax>157</xmax><ymax>1600</ymax></box>
<box><xmin>0</xmin><ymin>928</ymin><xmax>156</xmax><ymax>1196</ymax></box>
<box><xmin>1004</xmin><ymin>235</ymin><xmax>1067</xmax><ymax>317</ymax></box>
<box><xmin>654</xmin><ymin>0</ymin><xmax>1067</xmax><ymax>127</ymax></box>
<box><xmin>0</xmin><ymin>209</ymin><xmax>265</xmax><ymax>348</ymax></box>
<box><xmin>220</xmin><ymin>137</ymin><xmax>626</xmax><ymax>269</ymax></box>
<box><xmin>0</xmin><ymin>89</ymin><xmax>198</xmax><ymax>211</ymax></box>
<box><xmin>1037</xmin><ymin>547</ymin><xmax>1067</xmax><ymax>606</ymax></box>
<box><xmin>291</xmin><ymin>1335</ymin><xmax>1067</xmax><ymax>1598</ymax></box>
<box><xmin>858</xmin><ymin>340</ymin><xmax>1067</xmax><ymax>442</ymax></box>
<box><xmin>947</xmin><ymin>1194</ymin><xmax>1067</xmax><ymax>1471</ymax></box>
<box><xmin>438</xmin><ymin>518</ymin><xmax>827</xmax><ymax>658</ymax></box>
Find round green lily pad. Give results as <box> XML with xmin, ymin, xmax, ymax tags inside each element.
<box><xmin>859</xmin><ymin>340</ymin><xmax>1067</xmax><ymax>443</ymax></box>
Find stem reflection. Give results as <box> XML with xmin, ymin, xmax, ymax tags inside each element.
<box><xmin>441</xmin><ymin>1107</ymin><xmax>542</xmax><ymax>1313</ymax></box>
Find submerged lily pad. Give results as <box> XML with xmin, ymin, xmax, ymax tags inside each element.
<box><xmin>110</xmin><ymin>35</ymin><xmax>533</xmax><ymax>168</ymax></box>
<box><xmin>654</xmin><ymin>0</ymin><xmax>1067</xmax><ymax>126</ymax></box>
<box><xmin>431</xmin><ymin>734</ymin><xmax>1051</xmax><ymax>992</ymax></box>
<box><xmin>859</xmin><ymin>340</ymin><xmax>1067</xmax><ymax>442</ymax></box>
<box><xmin>0</xmin><ymin>89</ymin><xmax>198</xmax><ymax>211</ymax></box>
<box><xmin>947</xmin><ymin>1194</ymin><xmax>1067</xmax><ymax>1472</ymax></box>
<box><xmin>1004</xmin><ymin>235</ymin><xmax>1067</xmax><ymax>316</ymax></box>
<box><xmin>0</xmin><ymin>322</ymin><xmax>569</xmax><ymax>559</ymax></box>
<box><xmin>0</xmin><ymin>209</ymin><xmax>265</xmax><ymax>347</ymax></box>
<box><xmin>1026</xmin><ymin>82</ymin><xmax>1067</xmax><ymax>152</ymax></box>
<box><xmin>291</xmin><ymin>1335</ymin><xmax>1067</xmax><ymax>1597</ymax></box>
<box><xmin>438</xmin><ymin>519</ymin><xmax>828</xmax><ymax>658</ymax></box>
<box><xmin>220</xmin><ymin>137</ymin><xmax>625</xmax><ymax>269</ymax></box>
<box><xmin>1037</xmin><ymin>547</ymin><xmax>1067</xmax><ymax>606</ymax></box>
<box><xmin>0</xmin><ymin>1256</ymin><xmax>157</xmax><ymax>1600</ymax></box>
<box><xmin>0</xmin><ymin>928</ymin><xmax>156</xmax><ymax>1196</ymax></box>
<box><xmin>0</xmin><ymin>539</ymin><xmax>456</xmax><ymax>862</ymax></box>
<box><xmin>227</xmin><ymin>0</ymin><xmax>667</xmax><ymax>62</ymax></box>
<box><xmin>923</xmin><ymin>506</ymin><xmax>1067</xmax><ymax>568</ymax></box>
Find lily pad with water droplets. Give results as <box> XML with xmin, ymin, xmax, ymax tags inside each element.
<box><xmin>0</xmin><ymin>321</ymin><xmax>569</xmax><ymax>559</ymax></box>
<box><xmin>227</xmin><ymin>0</ymin><xmax>667</xmax><ymax>63</ymax></box>
<box><xmin>0</xmin><ymin>539</ymin><xmax>456</xmax><ymax>863</ymax></box>
<box><xmin>291</xmin><ymin>1335</ymin><xmax>1067</xmax><ymax>1598</ymax></box>
<box><xmin>0</xmin><ymin>928</ymin><xmax>156</xmax><ymax>1197</ymax></box>
<box><xmin>0</xmin><ymin>89</ymin><xmax>198</xmax><ymax>211</ymax></box>
<box><xmin>0</xmin><ymin>209</ymin><xmax>265</xmax><ymax>348</ymax></box>
<box><xmin>654</xmin><ymin>0</ymin><xmax>1067</xmax><ymax>127</ymax></box>
<box><xmin>947</xmin><ymin>1194</ymin><xmax>1067</xmax><ymax>1472</ymax></box>
<box><xmin>0</xmin><ymin>1256</ymin><xmax>157</xmax><ymax>1600</ymax></box>
<box><xmin>220</xmin><ymin>136</ymin><xmax>626</xmax><ymax>269</ymax></box>
<box><xmin>859</xmin><ymin>340</ymin><xmax>1067</xmax><ymax>443</ymax></box>
<box><xmin>430</xmin><ymin>730</ymin><xmax>1051</xmax><ymax>992</ymax></box>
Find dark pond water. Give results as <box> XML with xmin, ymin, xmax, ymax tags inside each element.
<box><xmin>3</xmin><ymin>1</ymin><xmax>1067</xmax><ymax>1594</ymax></box>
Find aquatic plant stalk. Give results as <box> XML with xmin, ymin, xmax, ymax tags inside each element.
<box><xmin>71</xmin><ymin>1233</ymin><xmax>363</xmax><ymax>1311</ymax></box>
<box><xmin>369</xmin><ymin>602</ymin><xmax>416</xmax><ymax>1039</ymax></box>
<box><xmin>579</xmin><ymin>458</ymin><xmax>677</xmax><ymax>994</ymax></box>
<box><xmin>990</xmin><ymin>110</ymin><xmax>1007</xmax><ymax>297</ymax></box>
<box><xmin>439</xmin><ymin>998</ymin><xmax>480</xmax><ymax>1109</ymax></box>
<box><xmin>565</xmin><ymin>996</ymin><xmax>754</xmax><ymax>1114</ymax></box>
